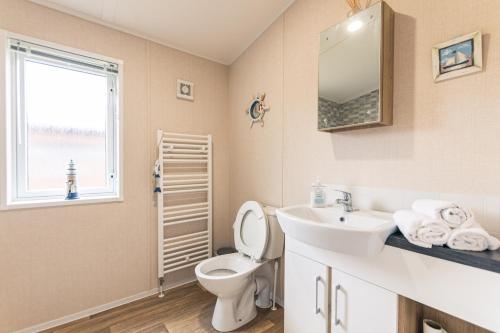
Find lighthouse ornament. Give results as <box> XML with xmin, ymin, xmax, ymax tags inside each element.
<box><xmin>65</xmin><ymin>160</ymin><xmax>79</xmax><ymax>200</ymax></box>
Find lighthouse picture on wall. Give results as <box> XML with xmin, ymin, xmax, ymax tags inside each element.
<box><xmin>65</xmin><ymin>160</ymin><xmax>79</xmax><ymax>200</ymax></box>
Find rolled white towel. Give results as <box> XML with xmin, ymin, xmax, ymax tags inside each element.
<box><xmin>393</xmin><ymin>210</ymin><xmax>451</xmax><ymax>248</ymax></box>
<box><xmin>447</xmin><ymin>226</ymin><xmax>500</xmax><ymax>251</ymax></box>
<box><xmin>416</xmin><ymin>219</ymin><xmax>451</xmax><ymax>246</ymax></box>
<box><xmin>441</xmin><ymin>207</ymin><xmax>474</xmax><ymax>228</ymax></box>
<box><xmin>411</xmin><ymin>199</ymin><xmax>474</xmax><ymax>229</ymax></box>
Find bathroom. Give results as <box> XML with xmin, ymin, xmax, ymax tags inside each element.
<box><xmin>1</xmin><ymin>0</ymin><xmax>499</xmax><ymax>332</ymax></box>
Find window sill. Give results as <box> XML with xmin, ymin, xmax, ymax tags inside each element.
<box><xmin>0</xmin><ymin>195</ymin><xmax>123</xmax><ymax>210</ymax></box>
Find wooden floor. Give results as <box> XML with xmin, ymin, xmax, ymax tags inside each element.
<box><xmin>42</xmin><ymin>283</ymin><xmax>284</xmax><ymax>333</ymax></box>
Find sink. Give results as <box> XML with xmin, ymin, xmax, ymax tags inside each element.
<box><xmin>276</xmin><ymin>205</ymin><xmax>396</xmax><ymax>256</ymax></box>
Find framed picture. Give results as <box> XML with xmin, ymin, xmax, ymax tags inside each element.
<box><xmin>432</xmin><ymin>31</ymin><xmax>482</xmax><ymax>82</ymax></box>
<box><xmin>176</xmin><ymin>79</ymin><xmax>194</xmax><ymax>100</ymax></box>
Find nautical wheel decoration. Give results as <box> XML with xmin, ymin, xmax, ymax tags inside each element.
<box><xmin>246</xmin><ymin>93</ymin><xmax>269</xmax><ymax>128</ymax></box>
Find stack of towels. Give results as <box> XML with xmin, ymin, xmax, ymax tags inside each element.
<box><xmin>394</xmin><ymin>199</ymin><xmax>500</xmax><ymax>251</ymax></box>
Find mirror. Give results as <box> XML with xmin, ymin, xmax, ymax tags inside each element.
<box><xmin>318</xmin><ymin>1</ymin><xmax>394</xmax><ymax>132</ymax></box>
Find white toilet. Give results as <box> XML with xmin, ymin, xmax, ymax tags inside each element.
<box><xmin>195</xmin><ymin>201</ymin><xmax>284</xmax><ymax>332</ymax></box>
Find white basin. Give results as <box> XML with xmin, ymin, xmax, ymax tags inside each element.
<box><xmin>276</xmin><ymin>205</ymin><xmax>396</xmax><ymax>256</ymax></box>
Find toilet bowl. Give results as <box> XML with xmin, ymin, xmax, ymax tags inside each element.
<box><xmin>195</xmin><ymin>253</ymin><xmax>264</xmax><ymax>331</ymax></box>
<box><xmin>195</xmin><ymin>201</ymin><xmax>284</xmax><ymax>332</ymax></box>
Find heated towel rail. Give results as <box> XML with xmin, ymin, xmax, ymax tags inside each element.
<box><xmin>155</xmin><ymin>130</ymin><xmax>213</xmax><ymax>296</ymax></box>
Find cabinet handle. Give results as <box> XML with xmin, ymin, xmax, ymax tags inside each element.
<box><xmin>334</xmin><ymin>284</ymin><xmax>342</xmax><ymax>326</ymax></box>
<box><xmin>315</xmin><ymin>276</ymin><xmax>321</xmax><ymax>314</ymax></box>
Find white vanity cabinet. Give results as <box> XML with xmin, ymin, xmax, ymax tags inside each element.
<box><xmin>284</xmin><ymin>250</ymin><xmax>330</xmax><ymax>333</ymax></box>
<box><xmin>331</xmin><ymin>268</ymin><xmax>398</xmax><ymax>333</ymax></box>
<box><xmin>284</xmin><ymin>250</ymin><xmax>398</xmax><ymax>333</ymax></box>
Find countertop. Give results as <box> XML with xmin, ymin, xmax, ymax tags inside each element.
<box><xmin>385</xmin><ymin>231</ymin><xmax>500</xmax><ymax>274</ymax></box>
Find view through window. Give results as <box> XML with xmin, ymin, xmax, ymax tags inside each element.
<box><xmin>25</xmin><ymin>59</ymin><xmax>108</xmax><ymax>191</ymax></box>
<box><xmin>7</xmin><ymin>37</ymin><xmax>120</xmax><ymax>203</ymax></box>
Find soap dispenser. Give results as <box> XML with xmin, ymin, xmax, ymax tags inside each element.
<box><xmin>310</xmin><ymin>177</ymin><xmax>327</xmax><ymax>208</ymax></box>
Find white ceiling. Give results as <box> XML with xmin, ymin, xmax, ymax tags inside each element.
<box><xmin>29</xmin><ymin>0</ymin><xmax>295</xmax><ymax>65</ymax></box>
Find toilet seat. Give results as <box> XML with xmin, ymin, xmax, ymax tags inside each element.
<box><xmin>196</xmin><ymin>253</ymin><xmax>263</xmax><ymax>280</ymax></box>
<box><xmin>233</xmin><ymin>201</ymin><xmax>269</xmax><ymax>260</ymax></box>
<box><xmin>195</xmin><ymin>253</ymin><xmax>264</xmax><ymax>297</ymax></box>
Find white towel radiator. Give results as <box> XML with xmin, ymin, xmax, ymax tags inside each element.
<box><xmin>155</xmin><ymin>130</ymin><xmax>213</xmax><ymax>296</ymax></box>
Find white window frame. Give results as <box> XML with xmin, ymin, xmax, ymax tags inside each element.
<box><xmin>0</xmin><ymin>31</ymin><xmax>123</xmax><ymax>210</ymax></box>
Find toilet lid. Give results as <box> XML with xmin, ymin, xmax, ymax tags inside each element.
<box><xmin>233</xmin><ymin>201</ymin><xmax>269</xmax><ymax>260</ymax></box>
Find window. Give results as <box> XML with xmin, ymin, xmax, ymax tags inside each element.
<box><xmin>1</xmin><ymin>34</ymin><xmax>122</xmax><ymax>208</ymax></box>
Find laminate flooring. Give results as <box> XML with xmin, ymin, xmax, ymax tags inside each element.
<box><xmin>41</xmin><ymin>283</ymin><xmax>284</xmax><ymax>333</ymax></box>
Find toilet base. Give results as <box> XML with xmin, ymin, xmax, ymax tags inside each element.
<box><xmin>211</xmin><ymin>282</ymin><xmax>257</xmax><ymax>332</ymax></box>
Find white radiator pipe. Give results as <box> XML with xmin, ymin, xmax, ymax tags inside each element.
<box><xmin>272</xmin><ymin>259</ymin><xmax>278</xmax><ymax>310</ymax></box>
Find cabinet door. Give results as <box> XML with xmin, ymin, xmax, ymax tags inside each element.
<box><xmin>332</xmin><ymin>269</ymin><xmax>397</xmax><ymax>333</ymax></box>
<box><xmin>284</xmin><ymin>250</ymin><xmax>330</xmax><ymax>333</ymax></box>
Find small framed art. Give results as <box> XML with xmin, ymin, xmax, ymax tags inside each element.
<box><xmin>432</xmin><ymin>31</ymin><xmax>482</xmax><ymax>82</ymax></box>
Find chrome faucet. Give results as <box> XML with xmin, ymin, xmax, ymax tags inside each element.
<box><xmin>335</xmin><ymin>190</ymin><xmax>354</xmax><ymax>212</ymax></box>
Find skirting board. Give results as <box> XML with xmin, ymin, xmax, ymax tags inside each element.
<box><xmin>14</xmin><ymin>278</ymin><xmax>197</xmax><ymax>333</ymax></box>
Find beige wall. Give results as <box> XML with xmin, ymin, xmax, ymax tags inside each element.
<box><xmin>148</xmin><ymin>42</ymin><xmax>231</xmax><ymax>288</ymax></box>
<box><xmin>228</xmin><ymin>17</ymin><xmax>284</xmax><ymax>217</ymax></box>
<box><xmin>230</xmin><ymin>0</ymin><xmax>500</xmax><ymax>212</ymax></box>
<box><xmin>0</xmin><ymin>0</ymin><xmax>230</xmax><ymax>332</ymax></box>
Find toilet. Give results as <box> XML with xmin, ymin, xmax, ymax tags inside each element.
<box><xmin>195</xmin><ymin>201</ymin><xmax>284</xmax><ymax>332</ymax></box>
